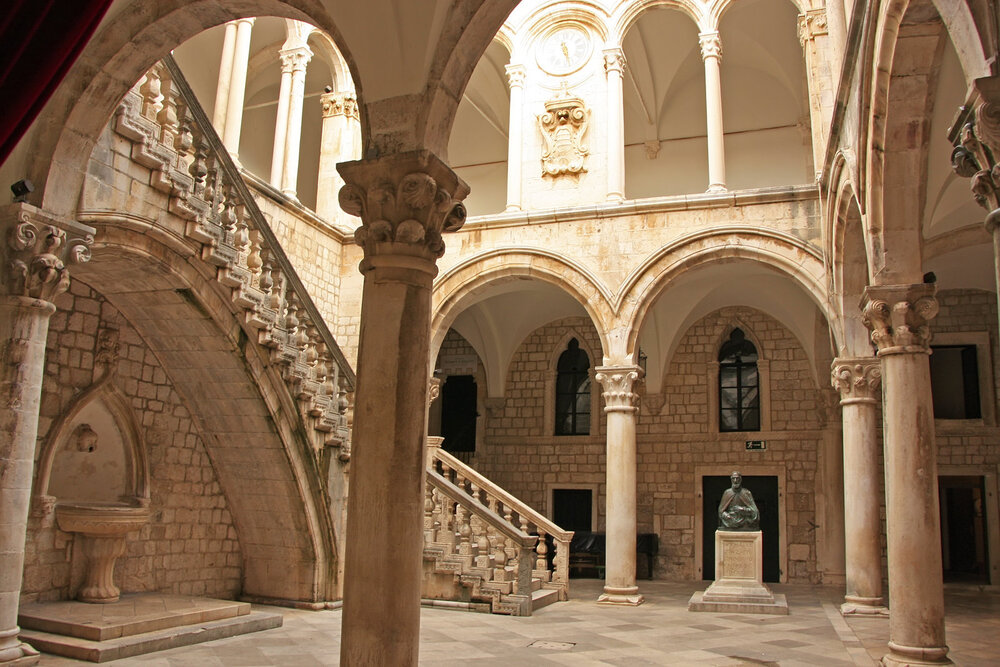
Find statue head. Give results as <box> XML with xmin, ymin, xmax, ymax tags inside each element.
<box><xmin>730</xmin><ymin>471</ymin><xmax>742</xmax><ymax>489</ymax></box>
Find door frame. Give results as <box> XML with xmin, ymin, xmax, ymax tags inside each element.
<box><xmin>694</xmin><ymin>465</ymin><xmax>788</xmax><ymax>583</ymax></box>
<box><xmin>938</xmin><ymin>464</ymin><xmax>1000</xmax><ymax>587</ymax></box>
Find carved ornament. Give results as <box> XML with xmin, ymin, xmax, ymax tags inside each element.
<box><xmin>698</xmin><ymin>32</ymin><xmax>722</xmax><ymax>61</ymax></box>
<box><xmin>338</xmin><ymin>150</ymin><xmax>470</xmax><ymax>263</ymax></box>
<box><xmin>537</xmin><ymin>85</ymin><xmax>590</xmax><ymax>177</ymax></box>
<box><xmin>861</xmin><ymin>284</ymin><xmax>938</xmax><ymax>356</ymax></box>
<box><xmin>950</xmin><ymin>75</ymin><xmax>1000</xmax><ymax>218</ymax></box>
<box><xmin>594</xmin><ymin>365</ymin><xmax>643</xmax><ymax>413</ymax></box>
<box><xmin>2</xmin><ymin>203</ymin><xmax>94</xmax><ymax>302</ymax></box>
<box><xmin>505</xmin><ymin>64</ymin><xmax>526</xmax><ymax>89</ymax></box>
<box><xmin>831</xmin><ymin>357</ymin><xmax>881</xmax><ymax>404</ymax></box>
<box><xmin>321</xmin><ymin>91</ymin><xmax>360</xmax><ymax>120</ymax></box>
<box><xmin>797</xmin><ymin>9</ymin><xmax>829</xmax><ymax>46</ymax></box>
<box><xmin>279</xmin><ymin>45</ymin><xmax>313</xmax><ymax>74</ymax></box>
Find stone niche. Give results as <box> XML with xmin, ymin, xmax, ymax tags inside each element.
<box><xmin>35</xmin><ymin>384</ymin><xmax>150</xmax><ymax>603</ymax></box>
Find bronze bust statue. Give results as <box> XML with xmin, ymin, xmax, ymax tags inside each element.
<box><xmin>718</xmin><ymin>471</ymin><xmax>759</xmax><ymax>530</ymax></box>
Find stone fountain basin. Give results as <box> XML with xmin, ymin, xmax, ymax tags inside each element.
<box><xmin>55</xmin><ymin>502</ymin><xmax>150</xmax><ymax>536</ymax></box>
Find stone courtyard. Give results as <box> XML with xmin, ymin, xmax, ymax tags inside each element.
<box><xmin>31</xmin><ymin>581</ymin><xmax>1000</xmax><ymax>666</ymax></box>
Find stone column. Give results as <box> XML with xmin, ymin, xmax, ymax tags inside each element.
<box><xmin>212</xmin><ymin>20</ymin><xmax>239</xmax><ymax>134</ymax></box>
<box><xmin>504</xmin><ymin>65</ymin><xmax>525</xmax><ymax>212</ymax></box>
<box><xmin>798</xmin><ymin>9</ymin><xmax>831</xmax><ymax>177</ymax></box>
<box><xmin>699</xmin><ymin>31</ymin><xmax>726</xmax><ymax>193</ymax></box>
<box><xmin>316</xmin><ymin>91</ymin><xmax>360</xmax><ymax>221</ymax></box>
<box><xmin>337</xmin><ymin>151</ymin><xmax>469</xmax><ymax>665</ymax></box>
<box><xmin>279</xmin><ymin>45</ymin><xmax>313</xmax><ymax>198</ymax></box>
<box><xmin>831</xmin><ymin>357</ymin><xmax>887</xmax><ymax>616</ymax></box>
<box><xmin>0</xmin><ymin>204</ymin><xmax>93</xmax><ymax>664</ymax></box>
<box><xmin>269</xmin><ymin>62</ymin><xmax>294</xmax><ymax>188</ymax></box>
<box><xmin>222</xmin><ymin>17</ymin><xmax>255</xmax><ymax>157</ymax></box>
<box><xmin>595</xmin><ymin>365</ymin><xmax>643</xmax><ymax>606</ymax></box>
<box><xmin>824</xmin><ymin>0</ymin><xmax>847</xmax><ymax>81</ymax></box>
<box><xmin>603</xmin><ymin>49</ymin><xmax>626</xmax><ymax>202</ymax></box>
<box><xmin>862</xmin><ymin>285</ymin><xmax>951</xmax><ymax>666</ymax></box>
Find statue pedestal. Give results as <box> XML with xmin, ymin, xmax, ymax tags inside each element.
<box><xmin>688</xmin><ymin>530</ymin><xmax>788</xmax><ymax>615</ymax></box>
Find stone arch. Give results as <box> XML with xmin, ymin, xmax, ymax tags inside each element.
<box><xmin>618</xmin><ymin>228</ymin><xmax>830</xmax><ymax>360</ymax></box>
<box><xmin>308</xmin><ymin>28</ymin><xmax>354</xmax><ymax>92</ymax></box>
<box><xmin>432</xmin><ymin>247</ymin><xmax>616</xmax><ymax>360</ymax></box>
<box><xmin>27</xmin><ymin>0</ymin><xmax>348</xmax><ymax>221</ymax></box>
<box><xmin>865</xmin><ymin>0</ymin><xmax>947</xmax><ymax>283</ymax></box>
<box><xmin>613</xmin><ymin>0</ymin><xmax>704</xmax><ymax>41</ymax></box>
<box><xmin>710</xmin><ymin>0</ymin><xmax>808</xmax><ymax>27</ymax></box>
<box><xmin>929</xmin><ymin>0</ymin><xmax>992</xmax><ymax>85</ymax></box>
<box><xmin>829</xmin><ymin>166</ymin><xmax>873</xmax><ymax>357</ymax></box>
<box><xmin>67</xmin><ymin>221</ymin><xmax>338</xmax><ymax>602</ymax></box>
<box><xmin>36</xmin><ymin>381</ymin><xmax>150</xmax><ymax>509</ymax></box>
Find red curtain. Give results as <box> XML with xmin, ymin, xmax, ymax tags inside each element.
<box><xmin>0</xmin><ymin>0</ymin><xmax>114</xmax><ymax>166</ymax></box>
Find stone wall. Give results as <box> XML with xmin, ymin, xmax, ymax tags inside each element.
<box><xmin>21</xmin><ymin>280</ymin><xmax>242</xmax><ymax>603</ymax></box>
<box><xmin>435</xmin><ymin>307</ymin><xmax>830</xmax><ymax>584</ymax></box>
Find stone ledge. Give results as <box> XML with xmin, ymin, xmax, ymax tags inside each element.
<box><xmin>687</xmin><ymin>590</ymin><xmax>789</xmax><ymax>615</ymax></box>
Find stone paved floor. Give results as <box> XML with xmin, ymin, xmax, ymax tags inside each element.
<box><xmin>36</xmin><ymin>580</ymin><xmax>1000</xmax><ymax>666</ymax></box>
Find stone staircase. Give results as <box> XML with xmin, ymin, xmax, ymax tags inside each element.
<box><xmin>422</xmin><ymin>441</ymin><xmax>573</xmax><ymax>616</ymax></box>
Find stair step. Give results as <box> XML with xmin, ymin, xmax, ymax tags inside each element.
<box><xmin>19</xmin><ymin>610</ymin><xmax>282</xmax><ymax>663</ymax></box>
<box><xmin>531</xmin><ymin>587</ymin><xmax>561</xmax><ymax>612</ymax></box>
<box><xmin>18</xmin><ymin>594</ymin><xmax>251</xmax><ymax>641</ymax></box>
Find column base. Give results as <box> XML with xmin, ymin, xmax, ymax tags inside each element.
<box><xmin>605</xmin><ymin>194</ymin><xmax>624</xmax><ymax>204</ymax></box>
<box><xmin>881</xmin><ymin>641</ymin><xmax>951</xmax><ymax>666</ymax></box>
<box><xmin>841</xmin><ymin>596</ymin><xmax>889</xmax><ymax>617</ymax></box>
<box><xmin>706</xmin><ymin>184</ymin><xmax>727</xmax><ymax>194</ymax></box>
<box><xmin>597</xmin><ymin>586</ymin><xmax>644</xmax><ymax>606</ymax></box>
<box><xmin>504</xmin><ymin>204</ymin><xmax>522</xmax><ymax>213</ymax></box>
<box><xmin>0</xmin><ymin>635</ymin><xmax>40</xmax><ymax>665</ymax></box>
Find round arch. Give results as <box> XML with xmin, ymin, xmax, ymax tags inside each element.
<box><xmin>432</xmin><ymin>247</ymin><xmax>616</xmax><ymax>362</ymax></box>
<box><xmin>27</xmin><ymin>0</ymin><xmax>347</xmax><ymax>221</ymax></box>
<box><xmin>612</xmin><ymin>0</ymin><xmax>704</xmax><ymax>41</ymax></box>
<box><xmin>829</xmin><ymin>172</ymin><xmax>873</xmax><ymax>357</ymax></box>
<box><xmin>618</xmin><ymin>228</ymin><xmax>831</xmax><ymax>360</ymax></box>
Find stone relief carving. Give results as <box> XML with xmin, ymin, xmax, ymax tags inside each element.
<box><xmin>537</xmin><ymin>86</ymin><xmax>590</xmax><ymax>177</ymax></box>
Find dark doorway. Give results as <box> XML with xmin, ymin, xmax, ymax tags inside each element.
<box><xmin>552</xmin><ymin>488</ymin><xmax>593</xmax><ymax>533</ymax></box>
<box><xmin>441</xmin><ymin>375</ymin><xmax>477</xmax><ymax>453</ymax></box>
<box><xmin>939</xmin><ymin>476</ymin><xmax>990</xmax><ymax>584</ymax></box>
<box><xmin>702</xmin><ymin>475</ymin><xmax>779</xmax><ymax>582</ymax></box>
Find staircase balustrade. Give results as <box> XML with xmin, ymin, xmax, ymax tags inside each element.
<box><xmin>111</xmin><ymin>57</ymin><xmax>354</xmax><ymax>456</ymax></box>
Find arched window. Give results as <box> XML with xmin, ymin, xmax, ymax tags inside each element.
<box><xmin>555</xmin><ymin>338</ymin><xmax>590</xmax><ymax>435</ymax></box>
<box><xmin>718</xmin><ymin>328</ymin><xmax>760</xmax><ymax>432</ymax></box>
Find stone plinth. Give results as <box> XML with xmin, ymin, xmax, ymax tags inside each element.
<box><xmin>688</xmin><ymin>530</ymin><xmax>788</xmax><ymax>615</ymax></box>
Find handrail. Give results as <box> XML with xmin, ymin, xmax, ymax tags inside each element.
<box><xmin>427</xmin><ymin>469</ymin><xmax>537</xmax><ymax>549</ymax></box>
<box><xmin>162</xmin><ymin>55</ymin><xmax>356</xmax><ymax>390</ymax></box>
<box><xmin>434</xmin><ymin>449</ymin><xmax>572</xmax><ymax>542</ymax></box>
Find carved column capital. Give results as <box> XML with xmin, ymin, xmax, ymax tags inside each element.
<box><xmin>595</xmin><ymin>365</ymin><xmax>643</xmax><ymax>413</ymax></box>
<box><xmin>698</xmin><ymin>31</ymin><xmax>722</xmax><ymax>61</ymax></box>
<box><xmin>321</xmin><ymin>91</ymin><xmax>360</xmax><ymax>120</ymax></box>
<box><xmin>603</xmin><ymin>48</ymin><xmax>626</xmax><ymax>75</ymax></box>
<box><xmin>831</xmin><ymin>357</ymin><xmax>882</xmax><ymax>405</ymax></box>
<box><xmin>427</xmin><ymin>376</ymin><xmax>441</xmax><ymax>408</ymax></box>
<box><xmin>338</xmin><ymin>150</ymin><xmax>470</xmax><ymax>267</ymax></box>
<box><xmin>861</xmin><ymin>284</ymin><xmax>938</xmax><ymax>356</ymax></box>
<box><xmin>951</xmin><ymin>75</ymin><xmax>1000</xmax><ymax>216</ymax></box>
<box><xmin>797</xmin><ymin>9</ymin><xmax>829</xmax><ymax>47</ymax></box>
<box><xmin>1</xmin><ymin>203</ymin><xmax>94</xmax><ymax>302</ymax></box>
<box><xmin>505</xmin><ymin>64</ymin><xmax>526</xmax><ymax>89</ymax></box>
<box><xmin>279</xmin><ymin>45</ymin><xmax>313</xmax><ymax>74</ymax></box>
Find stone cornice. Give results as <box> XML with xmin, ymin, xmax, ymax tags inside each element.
<box><xmin>1</xmin><ymin>203</ymin><xmax>94</xmax><ymax>302</ymax></box>
<box><xmin>338</xmin><ymin>150</ymin><xmax>469</xmax><ymax>267</ymax></box>
<box><xmin>831</xmin><ymin>357</ymin><xmax>881</xmax><ymax>404</ymax></box>
<box><xmin>862</xmin><ymin>284</ymin><xmax>938</xmax><ymax>356</ymax></box>
<box><xmin>595</xmin><ymin>365</ymin><xmax>642</xmax><ymax>413</ymax></box>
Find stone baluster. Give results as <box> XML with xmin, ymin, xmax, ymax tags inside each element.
<box><xmin>456</xmin><ymin>504</ymin><xmax>472</xmax><ymax>557</ymax></box>
<box><xmin>139</xmin><ymin>64</ymin><xmax>164</xmax><ymax>121</ymax></box>
<box><xmin>831</xmin><ymin>357</ymin><xmax>887</xmax><ymax>616</ymax></box>
<box><xmin>861</xmin><ymin>284</ymin><xmax>950</xmax><ymax>666</ymax></box>
<box><xmin>535</xmin><ymin>528</ymin><xmax>548</xmax><ymax>572</ymax></box>
<box><xmin>699</xmin><ymin>31</ymin><xmax>727</xmax><ymax>192</ymax></box>
<box><xmin>0</xmin><ymin>205</ymin><xmax>94</xmax><ymax>664</ymax></box>
<box><xmin>338</xmin><ymin>150</ymin><xmax>468</xmax><ymax>666</ymax></box>
<box><xmin>595</xmin><ymin>365</ymin><xmax>644</xmax><ymax>605</ymax></box>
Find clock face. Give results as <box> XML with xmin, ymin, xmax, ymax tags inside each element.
<box><xmin>537</xmin><ymin>26</ymin><xmax>592</xmax><ymax>76</ymax></box>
